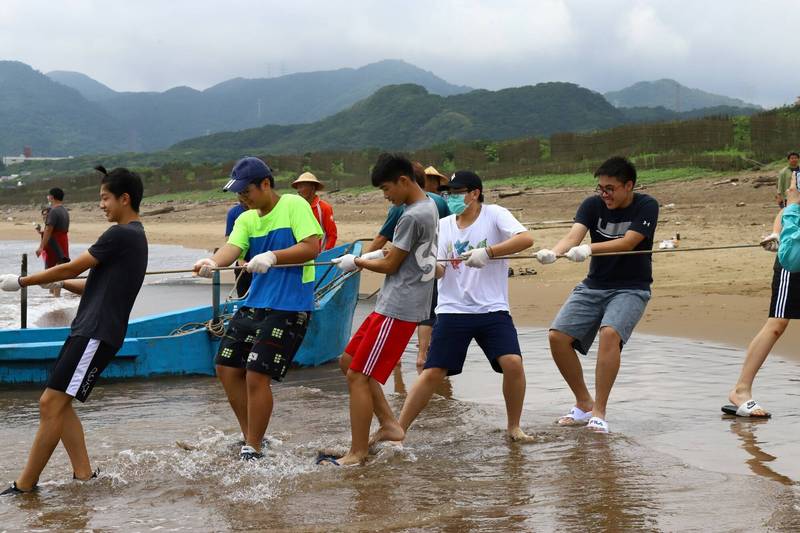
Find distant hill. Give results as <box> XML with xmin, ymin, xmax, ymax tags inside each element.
<box><xmin>46</xmin><ymin>70</ymin><xmax>118</xmax><ymax>101</ymax></box>
<box><xmin>170</xmin><ymin>82</ymin><xmax>627</xmax><ymax>157</ymax></box>
<box><xmin>605</xmin><ymin>79</ymin><xmax>761</xmax><ymax>111</ymax></box>
<box><xmin>620</xmin><ymin>104</ymin><xmax>759</xmax><ymax>123</ymax></box>
<box><xmin>0</xmin><ymin>61</ymin><xmax>126</xmax><ymax>155</ymax></box>
<box><xmin>45</xmin><ymin>59</ymin><xmax>473</xmax><ymax>151</ymax></box>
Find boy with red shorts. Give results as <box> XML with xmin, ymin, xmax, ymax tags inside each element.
<box><xmin>327</xmin><ymin>153</ymin><xmax>438</xmax><ymax>465</ymax></box>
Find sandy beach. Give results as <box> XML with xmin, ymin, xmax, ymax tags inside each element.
<box><xmin>2</xmin><ymin>169</ymin><xmax>796</xmax><ymax>359</ymax></box>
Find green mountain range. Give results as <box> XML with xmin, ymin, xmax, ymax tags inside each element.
<box><xmin>44</xmin><ymin>59</ymin><xmax>472</xmax><ymax>152</ymax></box>
<box><xmin>0</xmin><ymin>59</ymin><xmax>761</xmax><ymax>160</ymax></box>
<box><xmin>170</xmin><ymin>83</ymin><xmax>757</xmax><ymax>159</ymax></box>
<box><xmin>605</xmin><ymin>79</ymin><xmax>761</xmax><ymax>111</ymax></box>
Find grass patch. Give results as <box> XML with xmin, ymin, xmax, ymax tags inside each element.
<box><xmin>480</xmin><ymin>167</ymin><xmax>723</xmax><ymax>190</ymax></box>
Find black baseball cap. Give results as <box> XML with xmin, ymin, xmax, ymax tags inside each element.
<box><xmin>438</xmin><ymin>170</ymin><xmax>483</xmax><ymax>193</ymax></box>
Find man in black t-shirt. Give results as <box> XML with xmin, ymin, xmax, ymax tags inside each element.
<box><xmin>536</xmin><ymin>156</ymin><xmax>659</xmax><ymax>434</ymax></box>
<box><xmin>0</xmin><ymin>166</ymin><xmax>147</xmax><ymax>496</ymax></box>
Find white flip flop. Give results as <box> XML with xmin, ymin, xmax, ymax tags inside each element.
<box><xmin>586</xmin><ymin>416</ymin><xmax>609</xmax><ymax>433</ymax></box>
<box><xmin>557</xmin><ymin>406</ymin><xmax>592</xmax><ymax>426</ymax></box>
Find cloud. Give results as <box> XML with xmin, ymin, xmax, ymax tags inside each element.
<box><xmin>0</xmin><ymin>0</ymin><xmax>797</xmax><ymax>107</ymax></box>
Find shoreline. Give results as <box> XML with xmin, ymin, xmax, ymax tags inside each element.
<box><xmin>2</xmin><ymin>171</ymin><xmax>797</xmax><ymax>363</ymax></box>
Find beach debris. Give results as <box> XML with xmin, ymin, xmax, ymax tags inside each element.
<box><xmin>141</xmin><ymin>206</ymin><xmax>175</xmax><ymax>216</ymax></box>
<box><xmin>664</xmin><ymin>203</ymin><xmax>676</xmax><ymax>209</ymax></box>
<box><xmin>736</xmin><ymin>202</ymin><xmax>746</xmax><ymax>207</ymax></box>
<box><xmin>498</xmin><ymin>190</ymin><xmax>523</xmax><ymax>198</ymax></box>
<box><xmin>752</xmin><ymin>175</ymin><xmax>777</xmax><ymax>188</ymax></box>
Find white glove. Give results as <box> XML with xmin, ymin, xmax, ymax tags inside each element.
<box><xmin>0</xmin><ymin>274</ymin><xmax>22</xmax><ymax>292</ymax></box>
<box><xmin>535</xmin><ymin>249</ymin><xmax>557</xmax><ymax>264</ymax></box>
<box><xmin>193</xmin><ymin>258</ymin><xmax>218</xmax><ymax>278</ymax></box>
<box><xmin>761</xmin><ymin>233</ymin><xmax>779</xmax><ymax>253</ymax></box>
<box><xmin>245</xmin><ymin>251</ymin><xmax>277</xmax><ymax>274</ymax></box>
<box><xmin>565</xmin><ymin>244</ymin><xmax>592</xmax><ymax>262</ymax></box>
<box><xmin>461</xmin><ymin>248</ymin><xmax>490</xmax><ymax>268</ymax></box>
<box><xmin>39</xmin><ymin>281</ymin><xmax>65</xmax><ymax>290</ymax></box>
<box><xmin>332</xmin><ymin>254</ymin><xmax>358</xmax><ymax>272</ymax></box>
<box><xmin>359</xmin><ymin>249</ymin><xmax>386</xmax><ymax>261</ymax></box>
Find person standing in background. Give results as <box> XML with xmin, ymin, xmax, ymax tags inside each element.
<box><xmin>292</xmin><ymin>172</ymin><xmax>337</xmax><ymax>251</ymax></box>
<box><xmin>37</xmin><ymin>188</ymin><xmax>70</xmax><ymax>296</ymax></box>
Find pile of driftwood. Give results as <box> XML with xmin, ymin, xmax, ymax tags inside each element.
<box><xmin>752</xmin><ymin>175</ymin><xmax>777</xmax><ymax>189</ymax></box>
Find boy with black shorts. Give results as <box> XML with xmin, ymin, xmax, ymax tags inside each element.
<box><xmin>327</xmin><ymin>153</ymin><xmax>438</xmax><ymax>466</ymax></box>
<box><xmin>193</xmin><ymin>157</ymin><xmax>321</xmax><ymax>460</ymax></box>
<box><xmin>725</xmin><ymin>172</ymin><xmax>800</xmax><ymax>417</ymax></box>
<box><xmin>0</xmin><ymin>166</ymin><xmax>147</xmax><ymax>495</ymax></box>
<box><xmin>536</xmin><ymin>156</ymin><xmax>659</xmax><ymax>434</ymax></box>
<box><xmin>373</xmin><ymin>170</ymin><xmax>535</xmax><ymax>444</ymax></box>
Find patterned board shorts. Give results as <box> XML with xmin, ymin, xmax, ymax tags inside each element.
<box><xmin>215</xmin><ymin>306</ymin><xmax>310</xmax><ymax>381</ymax></box>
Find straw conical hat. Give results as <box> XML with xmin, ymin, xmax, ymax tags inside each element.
<box><xmin>424</xmin><ymin>166</ymin><xmax>448</xmax><ymax>185</ymax></box>
<box><xmin>292</xmin><ymin>172</ymin><xmax>324</xmax><ymax>190</ymax></box>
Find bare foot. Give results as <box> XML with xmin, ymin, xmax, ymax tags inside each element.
<box><xmin>729</xmin><ymin>388</ymin><xmax>769</xmax><ymax>416</ymax></box>
<box><xmin>508</xmin><ymin>427</ymin><xmax>536</xmax><ymax>443</ymax></box>
<box><xmin>368</xmin><ymin>421</ymin><xmax>405</xmax><ymax>446</ymax></box>
<box><xmin>334</xmin><ymin>452</ymin><xmax>368</xmax><ymax>466</ymax></box>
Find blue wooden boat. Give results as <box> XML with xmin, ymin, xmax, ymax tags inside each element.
<box><xmin>0</xmin><ymin>242</ymin><xmax>361</xmax><ymax>385</ymax></box>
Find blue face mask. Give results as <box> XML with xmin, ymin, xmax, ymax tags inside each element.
<box><xmin>446</xmin><ymin>193</ymin><xmax>468</xmax><ymax>215</ymax></box>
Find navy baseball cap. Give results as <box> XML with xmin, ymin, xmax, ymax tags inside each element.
<box><xmin>438</xmin><ymin>170</ymin><xmax>483</xmax><ymax>193</ymax></box>
<box><xmin>223</xmin><ymin>157</ymin><xmax>273</xmax><ymax>193</ymax></box>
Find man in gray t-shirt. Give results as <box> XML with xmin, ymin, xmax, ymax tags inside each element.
<box><xmin>325</xmin><ymin>153</ymin><xmax>438</xmax><ymax>467</ymax></box>
<box><xmin>374</xmin><ymin>198</ymin><xmax>438</xmax><ymax>322</ymax></box>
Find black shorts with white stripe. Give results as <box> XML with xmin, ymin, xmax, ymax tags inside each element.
<box><xmin>47</xmin><ymin>336</ymin><xmax>118</xmax><ymax>402</ymax></box>
<box><xmin>769</xmin><ymin>262</ymin><xmax>800</xmax><ymax>319</ymax></box>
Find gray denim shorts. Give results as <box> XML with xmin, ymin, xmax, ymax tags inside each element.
<box><xmin>550</xmin><ymin>283</ymin><xmax>651</xmax><ymax>355</ymax></box>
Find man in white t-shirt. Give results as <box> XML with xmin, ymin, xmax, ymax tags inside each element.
<box><xmin>371</xmin><ymin>170</ymin><xmax>536</xmax><ymax>444</ymax></box>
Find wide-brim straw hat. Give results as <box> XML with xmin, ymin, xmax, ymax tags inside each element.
<box><xmin>424</xmin><ymin>166</ymin><xmax>449</xmax><ymax>186</ymax></box>
<box><xmin>292</xmin><ymin>171</ymin><xmax>324</xmax><ymax>190</ymax></box>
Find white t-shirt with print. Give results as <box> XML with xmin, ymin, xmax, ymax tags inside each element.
<box><xmin>436</xmin><ymin>204</ymin><xmax>526</xmax><ymax>314</ymax></box>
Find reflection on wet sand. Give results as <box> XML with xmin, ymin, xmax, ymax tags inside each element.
<box><xmin>726</xmin><ymin>417</ymin><xmax>793</xmax><ymax>486</ymax></box>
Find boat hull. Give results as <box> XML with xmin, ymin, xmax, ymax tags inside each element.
<box><xmin>0</xmin><ymin>242</ymin><xmax>360</xmax><ymax>384</ymax></box>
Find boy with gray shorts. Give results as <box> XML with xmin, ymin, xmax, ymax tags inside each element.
<box><xmin>536</xmin><ymin>156</ymin><xmax>658</xmax><ymax>433</ymax></box>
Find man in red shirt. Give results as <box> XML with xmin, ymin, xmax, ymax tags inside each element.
<box><xmin>292</xmin><ymin>172</ymin><xmax>337</xmax><ymax>251</ymax></box>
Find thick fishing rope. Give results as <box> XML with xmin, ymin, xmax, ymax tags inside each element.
<box><xmin>138</xmin><ymin>242</ymin><xmax>767</xmax><ymax>277</ymax></box>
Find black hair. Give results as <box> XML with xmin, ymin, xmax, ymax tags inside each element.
<box><xmin>48</xmin><ymin>187</ymin><xmax>64</xmax><ymax>201</ymax></box>
<box><xmin>95</xmin><ymin>165</ymin><xmax>144</xmax><ymax>212</ymax></box>
<box><xmin>412</xmin><ymin>161</ymin><xmax>427</xmax><ymax>188</ymax></box>
<box><xmin>370</xmin><ymin>153</ymin><xmax>415</xmax><ymax>187</ymax></box>
<box><xmin>788</xmin><ymin>151</ymin><xmax>799</xmax><ymax>159</ymax></box>
<box><xmin>594</xmin><ymin>156</ymin><xmax>637</xmax><ymax>185</ymax></box>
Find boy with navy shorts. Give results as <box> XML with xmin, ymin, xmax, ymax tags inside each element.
<box><xmin>374</xmin><ymin>170</ymin><xmax>536</xmax><ymax>444</ymax></box>
<box><xmin>193</xmin><ymin>157</ymin><xmax>321</xmax><ymax>461</ymax></box>
<box><xmin>327</xmin><ymin>153</ymin><xmax>438</xmax><ymax>466</ymax></box>
<box><xmin>536</xmin><ymin>156</ymin><xmax>658</xmax><ymax>433</ymax></box>
<box><xmin>1</xmin><ymin>167</ymin><xmax>147</xmax><ymax>495</ymax></box>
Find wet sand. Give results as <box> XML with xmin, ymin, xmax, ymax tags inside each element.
<box><xmin>1</xmin><ymin>300</ymin><xmax>799</xmax><ymax>530</ymax></box>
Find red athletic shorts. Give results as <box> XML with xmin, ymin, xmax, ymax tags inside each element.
<box><xmin>345</xmin><ymin>312</ymin><xmax>416</xmax><ymax>384</ymax></box>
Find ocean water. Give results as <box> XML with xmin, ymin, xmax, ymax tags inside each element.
<box><xmin>0</xmin><ymin>240</ymin><xmax>215</xmax><ymax>329</ymax></box>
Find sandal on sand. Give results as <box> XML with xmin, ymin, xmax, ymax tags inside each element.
<box><xmin>586</xmin><ymin>417</ymin><xmax>609</xmax><ymax>433</ymax></box>
<box><xmin>721</xmin><ymin>400</ymin><xmax>771</xmax><ymax>418</ymax></box>
<box><xmin>557</xmin><ymin>406</ymin><xmax>592</xmax><ymax>426</ymax></box>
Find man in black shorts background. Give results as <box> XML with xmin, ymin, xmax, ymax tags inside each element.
<box><xmin>0</xmin><ymin>166</ymin><xmax>147</xmax><ymax>495</ymax></box>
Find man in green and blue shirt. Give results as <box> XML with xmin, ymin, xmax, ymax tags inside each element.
<box><xmin>194</xmin><ymin>157</ymin><xmax>322</xmax><ymax>460</ymax></box>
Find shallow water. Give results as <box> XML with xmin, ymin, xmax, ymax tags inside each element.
<box><xmin>1</xmin><ymin>299</ymin><xmax>799</xmax><ymax>531</ymax></box>
<box><xmin>0</xmin><ymin>240</ymin><xmax>215</xmax><ymax>329</ymax></box>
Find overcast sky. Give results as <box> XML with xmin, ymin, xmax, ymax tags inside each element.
<box><xmin>0</xmin><ymin>0</ymin><xmax>796</xmax><ymax>107</ymax></box>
